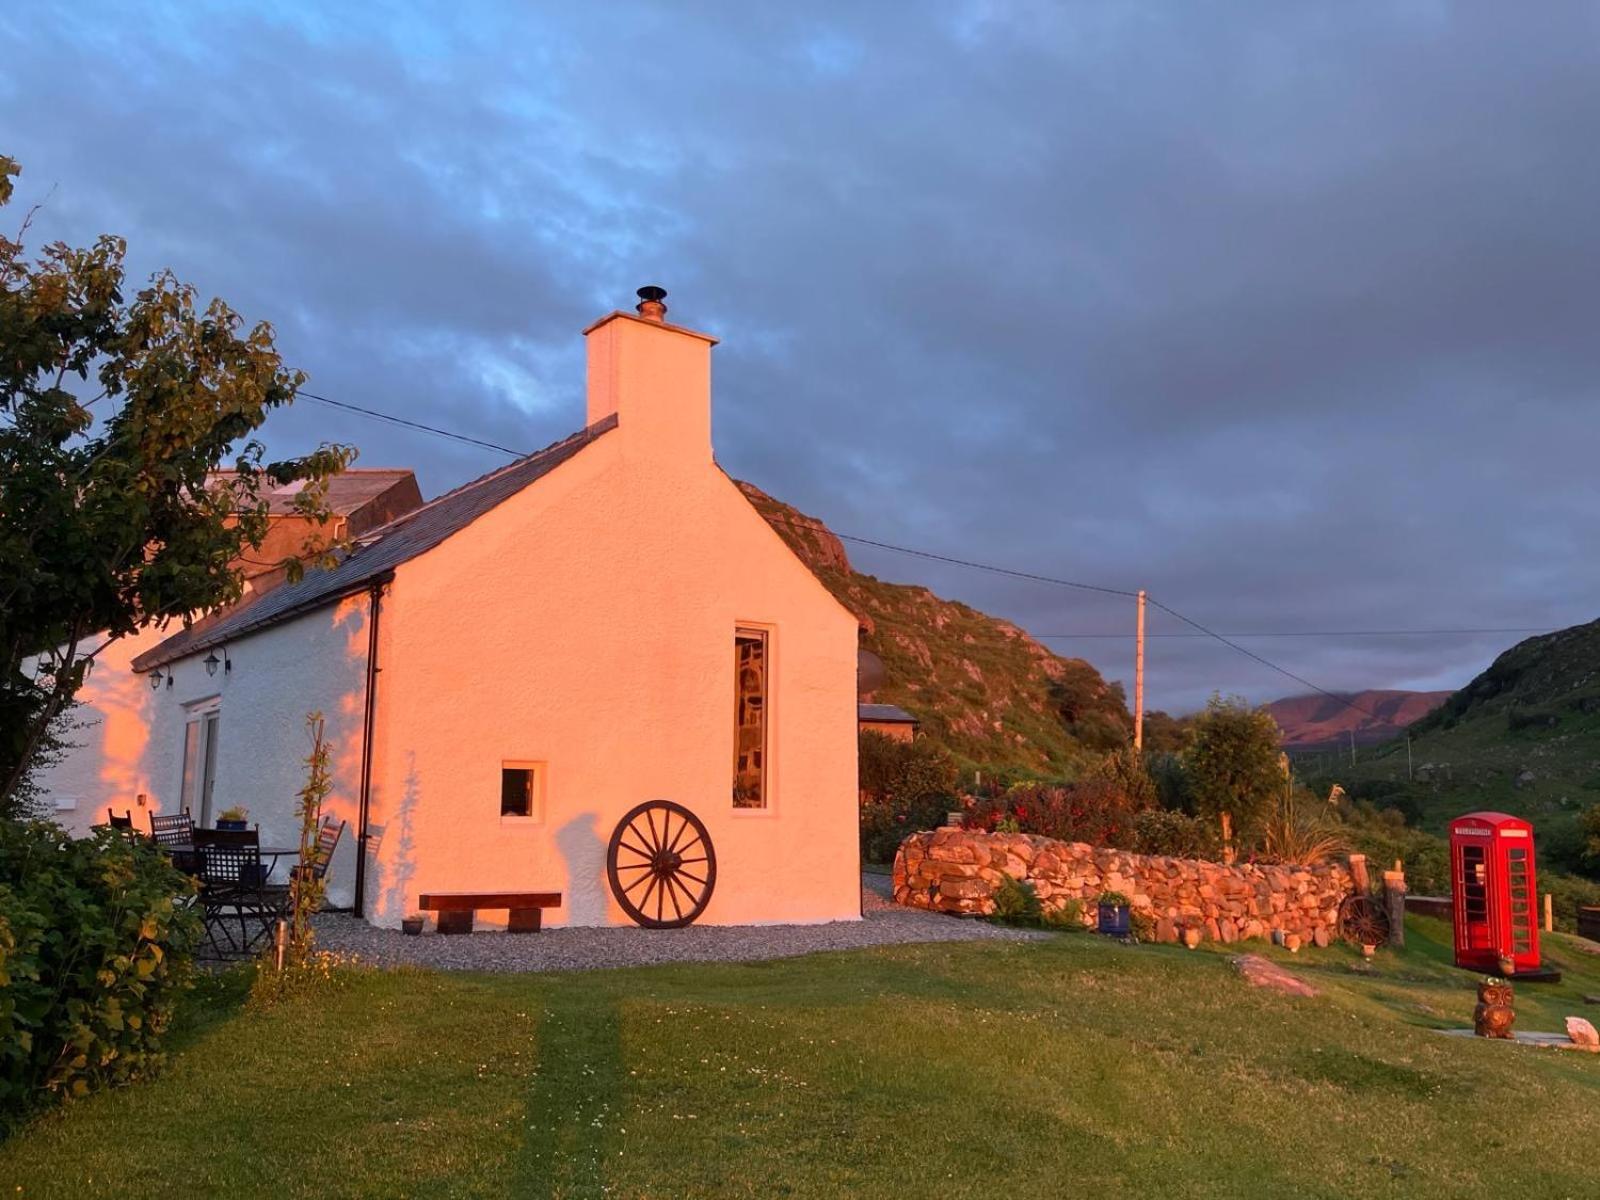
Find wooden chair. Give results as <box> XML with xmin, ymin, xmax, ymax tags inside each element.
<box><xmin>293</xmin><ymin>817</ymin><xmax>346</xmax><ymax>885</ymax></box>
<box><xmin>107</xmin><ymin>810</ymin><xmax>134</xmax><ymax>829</ymax></box>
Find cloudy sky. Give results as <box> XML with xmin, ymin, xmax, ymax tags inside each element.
<box><xmin>5</xmin><ymin>3</ymin><xmax>1596</xmax><ymax>712</ymax></box>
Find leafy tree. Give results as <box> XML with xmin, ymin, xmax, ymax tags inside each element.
<box><xmin>1582</xmin><ymin>802</ymin><xmax>1600</xmax><ymax>875</ymax></box>
<box><xmin>1182</xmin><ymin>694</ymin><xmax>1285</xmax><ymax>848</ymax></box>
<box><xmin>0</xmin><ymin>155</ymin><xmax>353</xmax><ymax>812</ymax></box>
<box><xmin>1140</xmin><ymin>709</ymin><xmax>1191</xmax><ymax>755</ymax></box>
<box><xmin>1048</xmin><ymin>661</ymin><xmax>1132</xmax><ymax>753</ymax></box>
<box><xmin>1089</xmin><ymin>744</ymin><xmax>1158</xmax><ymax>810</ymax></box>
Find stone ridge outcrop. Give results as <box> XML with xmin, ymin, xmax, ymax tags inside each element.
<box><xmin>893</xmin><ymin>828</ymin><xmax>1354</xmax><ymax>947</ymax></box>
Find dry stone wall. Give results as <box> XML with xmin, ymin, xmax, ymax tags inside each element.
<box><xmin>893</xmin><ymin>827</ymin><xmax>1354</xmax><ymax>947</ymax></box>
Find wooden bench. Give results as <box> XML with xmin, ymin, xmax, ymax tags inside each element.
<box><xmin>418</xmin><ymin>891</ymin><xmax>562</xmax><ymax>935</ymax></box>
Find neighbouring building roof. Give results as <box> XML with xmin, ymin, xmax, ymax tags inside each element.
<box><xmin>132</xmin><ymin>415</ymin><xmax>617</xmax><ymax>672</ymax></box>
<box><xmin>858</xmin><ymin>703</ymin><xmax>918</xmax><ymax>725</ymax></box>
<box><xmin>209</xmin><ymin>468</ymin><xmax>423</xmax><ymax>524</ymax></box>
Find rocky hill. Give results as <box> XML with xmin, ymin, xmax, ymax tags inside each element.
<box><xmin>740</xmin><ymin>483</ymin><xmax>1131</xmax><ymax>773</ymax></box>
<box><xmin>1268</xmin><ymin>689</ymin><xmax>1450</xmax><ymax>750</ymax></box>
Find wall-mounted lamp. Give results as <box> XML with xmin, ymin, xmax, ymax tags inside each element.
<box><xmin>149</xmin><ymin>669</ymin><xmax>162</xmax><ymax>691</ymax></box>
<box><xmin>204</xmin><ymin>651</ymin><xmax>220</xmax><ymax>677</ymax></box>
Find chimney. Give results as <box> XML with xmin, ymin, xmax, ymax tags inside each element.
<box><xmin>585</xmin><ymin>285</ymin><xmax>719</xmax><ymax>462</ymax></box>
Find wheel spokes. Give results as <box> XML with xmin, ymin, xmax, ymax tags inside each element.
<box><xmin>607</xmin><ymin>801</ymin><xmax>715</xmax><ymax>928</ymax></box>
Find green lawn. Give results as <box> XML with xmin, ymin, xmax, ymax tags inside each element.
<box><xmin>5</xmin><ymin>919</ymin><xmax>1600</xmax><ymax>1199</ymax></box>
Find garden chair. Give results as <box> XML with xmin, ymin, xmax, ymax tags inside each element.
<box><xmin>194</xmin><ymin>828</ymin><xmax>288</xmax><ymax>959</ymax></box>
<box><xmin>148</xmin><ymin>809</ymin><xmax>195</xmax><ymax>848</ymax></box>
<box><xmin>292</xmin><ymin>817</ymin><xmax>346</xmax><ymax>887</ymax></box>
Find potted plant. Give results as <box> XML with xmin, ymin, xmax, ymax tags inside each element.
<box><xmin>1096</xmin><ymin>890</ymin><xmax>1131</xmax><ymax>937</ymax></box>
<box><xmin>216</xmin><ymin>805</ymin><xmax>249</xmax><ymax>831</ymax></box>
<box><xmin>402</xmin><ymin>913</ymin><xmax>425</xmax><ymax>937</ymax></box>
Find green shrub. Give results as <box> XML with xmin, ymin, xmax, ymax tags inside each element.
<box><xmin>1130</xmin><ymin>910</ymin><xmax>1158</xmax><ymax>943</ymax></box>
<box><xmin>858</xmin><ymin>731</ymin><xmax>960</xmax><ymax>864</ymax></box>
<box><xmin>1043</xmin><ymin>898</ymin><xmax>1085</xmax><ymax>929</ymax></box>
<box><xmin>1131</xmin><ymin>809</ymin><xmax>1221</xmax><ymax>859</ymax></box>
<box><xmin>0</xmin><ymin>822</ymin><xmax>199</xmax><ymax>1133</ymax></box>
<box><xmin>991</xmin><ymin>874</ymin><xmax>1042</xmax><ymax>925</ymax></box>
<box><xmin>1332</xmin><ymin>801</ymin><xmax>1451</xmax><ymax>895</ymax></box>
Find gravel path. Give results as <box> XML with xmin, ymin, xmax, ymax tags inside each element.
<box><xmin>313</xmin><ymin>875</ymin><xmax>1046</xmax><ymax>973</ymax></box>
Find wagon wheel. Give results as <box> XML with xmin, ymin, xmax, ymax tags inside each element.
<box><xmin>606</xmin><ymin>800</ymin><xmax>717</xmax><ymax>929</ymax></box>
<box><xmin>1337</xmin><ymin>892</ymin><xmax>1390</xmax><ymax>947</ymax></box>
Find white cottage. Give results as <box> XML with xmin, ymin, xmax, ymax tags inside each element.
<box><xmin>42</xmin><ymin>290</ymin><xmax>863</xmax><ymax>929</ymax></box>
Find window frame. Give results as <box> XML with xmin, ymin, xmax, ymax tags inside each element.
<box><xmin>499</xmin><ymin>760</ymin><xmax>547</xmax><ymax>825</ymax></box>
<box><xmin>732</xmin><ymin>623</ymin><xmax>776</xmax><ymax>816</ymax></box>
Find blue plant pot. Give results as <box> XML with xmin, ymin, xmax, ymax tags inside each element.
<box><xmin>216</xmin><ymin>819</ymin><xmax>247</xmax><ymax>831</ymax></box>
<box><xmin>1097</xmin><ymin>903</ymin><xmax>1131</xmax><ymax>937</ymax></box>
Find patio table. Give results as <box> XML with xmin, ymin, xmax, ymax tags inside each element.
<box><xmin>165</xmin><ymin>843</ymin><xmax>300</xmax><ymax>883</ymax></box>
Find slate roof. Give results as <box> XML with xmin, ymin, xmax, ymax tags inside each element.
<box><xmin>858</xmin><ymin>703</ymin><xmax>919</xmax><ymax>724</ymax></box>
<box><xmin>207</xmin><ymin>468</ymin><xmax>421</xmax><ymax>518</ymax></box>
<box><xmin>132</xmin><ymin>414</ymin><xmax>618</xmax><ymax>672</ymax></box>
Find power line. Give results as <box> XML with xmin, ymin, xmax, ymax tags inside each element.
<box><xmin>297</xmin><ymin>390</ymin><xmax>524</xmax><ymax>457</ymax></box>
<box><xmin>290</xmin><ymin>386</ymin><xmax>1497</xmax><ymax>718</ymax></box>
<box><xmin>827</xmin><ymin>531</ymin><xmax>1140</xmax><ymax>598</ymax></box>
<box><xmin>1143</xmin><ymin>597</ymin><xmax>1378</xmax><ymax>717</ymax></box>
<box><xmin>1037</xmin><ymin>627</ymin><xmax>1551</xmax><ymax>640</ymax></box>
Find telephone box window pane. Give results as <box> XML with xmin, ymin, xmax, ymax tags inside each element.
<box><xmin>733</xmin><ymin>630</ymin><xmax>768</xmax><ymax>809</ymax></box>
<box><xmin>1461</xmin><ymin>845</ymin><xmax>1488</xmax><ymax>922</ymax></box>
<box><xmin>501</xmin><ymin>768</ymin><xmax>534</xmax><ymax>817</ymax></box>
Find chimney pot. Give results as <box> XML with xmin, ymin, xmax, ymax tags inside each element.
<box><xmin>635</xmin><ymin>285</ymin><xmax>668</xmax><ymax>322</ymax></box>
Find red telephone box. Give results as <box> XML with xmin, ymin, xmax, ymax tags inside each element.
<box><xmin>1449</xmin><ymin>811</ymin><xmax>1541</xmax><ymax>973</ymax></box>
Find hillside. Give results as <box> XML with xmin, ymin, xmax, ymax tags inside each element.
<box><xmin>1308</xmin><ymin>620</ymin><xmax>1600</xmax><ymax>871</ymax></box>
<box><xmin>739</xmin><ymin>483</ymin><xmax>1130</xmax><ymax>773</ymax></box>
<box><xmin>1268</xmin><ymin>689</ymin><xmax>1449</xmax><ymax>749</ymax></box>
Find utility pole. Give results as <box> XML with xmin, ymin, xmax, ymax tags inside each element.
<box><xmin>1407</xmin><ymin>735</ymin><xmax>1413</xmax><ymax>782</ymax></box>
<box><xmin>1349</xmin><ymin>728</ymin><xmax>1356</xmax><ymax>768</ymax></box>
<box><xmin>1133</xmin><ymin>589</ymin><xmax>1147</xmax><ymax>752</ymax></box>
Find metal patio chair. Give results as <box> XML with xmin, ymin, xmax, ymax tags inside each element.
<box><xmin>194</xmin><ymin>829</ymin><xmax>288</xmax><ymax>959</ymax></box>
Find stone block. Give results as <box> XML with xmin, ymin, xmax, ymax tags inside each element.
<box><xmin>939</xmin><ymin>877</ymin><xmax>989</xmax><ymax>900</ymax></box>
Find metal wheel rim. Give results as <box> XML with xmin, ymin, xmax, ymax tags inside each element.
<box><xmin>1337</xmin><ymin>893</ymin><xmax>1390</xmax><ymax>947</ymax></box>
<box><xmin>606</xmin><ymin>800</ymin><xmax>717</xmax><ymax>929</ymax></box>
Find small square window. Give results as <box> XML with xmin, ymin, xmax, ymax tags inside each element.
<box><xmin>501</xmin><ymin>764</ymin><xmax>543</xmax><ymax>819</ymax></box>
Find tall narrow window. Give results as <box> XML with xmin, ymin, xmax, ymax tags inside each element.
<box><xmin>733</xmin><ymin>629</ymin><xmax>768</xmax><ymax>809</ymax></box>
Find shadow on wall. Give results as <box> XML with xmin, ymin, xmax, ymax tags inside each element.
<box><xmin>556</xmin><ymin>813</ymin><xmax>609</xmax><ymax>926</ymax></box>
<box><xmin>368</xmin><ymin>752</ymin><xmax>420</xmax><ymax>923</ymax></box>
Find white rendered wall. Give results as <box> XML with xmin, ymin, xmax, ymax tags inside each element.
<box><xmin>35</xmin><ymin>603</ymin><xmax>369</xmax><ymax>909</ymax></box>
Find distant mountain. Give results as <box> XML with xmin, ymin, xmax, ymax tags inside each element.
<box><xmin>740</xmin><ymin>482</ymin><xmax>1132</xmax><ymax>773</ymax></box>
<box><xmin>1268</xmin><ymin>689</ymin><xmax>1451</xmax><ymax>749</ymax></box>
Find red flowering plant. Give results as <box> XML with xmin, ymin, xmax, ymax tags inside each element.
<box><xmin>962</xmin><ymin>776</ymin><xmax>1148</xmax><ymax>849</ymax></box>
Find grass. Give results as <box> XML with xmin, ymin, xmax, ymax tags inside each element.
<box><xmin>5</xmin><ymin>920</ymin><xmax>1600</xmax><ymax>1198</ymax></box>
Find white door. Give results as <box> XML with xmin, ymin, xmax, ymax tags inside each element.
<box><xmin>180</xmin><ymin>703</ymin><xmax>222</xmax><ymax>826</ymax></box>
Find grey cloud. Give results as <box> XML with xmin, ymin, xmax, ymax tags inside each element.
<box><xmin>4</xmin><ymin>1</ymin><xmax>1596</xmax><ymax>711</ymax></box>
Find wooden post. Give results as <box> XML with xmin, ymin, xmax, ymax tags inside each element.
<box><xmin>1348</xmin><ymin>853</ymin><xmax>1369</xmax><ymax>894</ymax></box>
<box><xmin>1133</xmin><ymin>590</ymin><xmax>1146</xmax><ymax>752</ymax></box>
<box><xmin>1544</xmin><ymin>892</ymin><xmax>1554</xmax><ymax>934</ymax></box>
<box><xmin>1383</xmin><ymin>866</ymin><xmax>1407</xmax><ymax>950</ymax></box>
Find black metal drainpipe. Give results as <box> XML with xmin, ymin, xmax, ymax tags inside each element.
<box><xmin>352</xmin><ymin>577</ymin><xmax>387</xmax><ymax>919</ymax></box>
